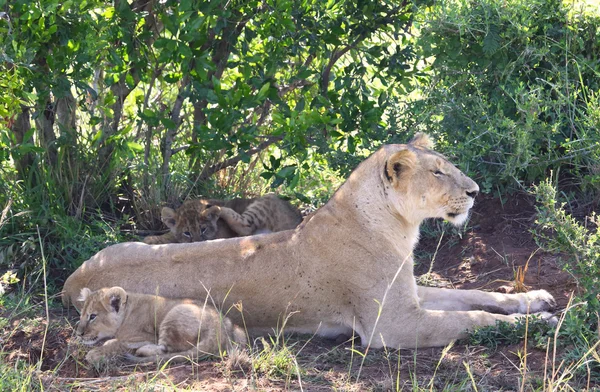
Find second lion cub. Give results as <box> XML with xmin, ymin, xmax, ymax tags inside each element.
<box><xmin>76</xmin><ymin>286</ymin><xmax>246</xmax><ymax>364</ymax></box>
<box><xmin>143</xmin><ymin>194</ymin><xmax>302</xmax><ymax>244</ymax></box>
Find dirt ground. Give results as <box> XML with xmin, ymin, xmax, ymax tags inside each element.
<box><xmin>0</xmin><ymin>195</ymin><xmax>583</xmax><ymax>390</ymax></box>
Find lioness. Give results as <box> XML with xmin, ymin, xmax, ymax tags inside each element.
<box><xmin>143</xmin><ymin>195</ymin><xmax>301</xmax><ymax>244</ymax></box>
<box><xmin>76</xmin><ymin>286</ymin><xmax>246</xmax><ymax>364</ymax></box>
<box><xmin>64</xmin><ymin>134</ymin><xmax>556</xmax><ymax>349</ymax></box>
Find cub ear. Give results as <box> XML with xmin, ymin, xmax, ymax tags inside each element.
<box><xmin>161</xmin><ymin>207</ymin><xmax>177</xmax><ymax>229</ymax></box>
<box><xmin>409</xmin><ymin>133</ymin><xmax>434</xmax><ymax>150</ymax></box>
<box><xmin>384</xmin><ymin>149</ymin><xmax>417</xmax><ymax>183</ymax></box>
<box><xmin>78</xmin><ymin>287</ymin><xmax>92</xmax><ymax>303</ymax></box>
<box><xmin>103</xmin><ymin>286</ymin><xmax>127</xmax><ymax>313</ymax></box>
<box><xmin>203</xmin><ymin>205</ymin><xmax>221</xmax><ymax>222</ymax></box>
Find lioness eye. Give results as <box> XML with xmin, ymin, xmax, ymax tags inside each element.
<box><xmin>183</xmin><ymin>231</ymin><xmax>192</xmax><ymax>238</ymax></box>
<box><xmin>433</xmin><ymin>170</ymin><xmax>444</xmax><ymax>177</ymax></box>
<box><xmin>89</xmin><ymin>314</ymin><xmax>96</xmax><ymax>321</ymax></box>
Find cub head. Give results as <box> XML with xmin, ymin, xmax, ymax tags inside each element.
<box><xmin>161</xmin><ymin>200</ymin><xmax>222</xmax><ymax>242</ymax></box>
<box><xmin>383</xmin><ymin>133</ymin><xmax>479</xmax><ymax>225</ymax></box>
<box><xmin>76</xmin><ymin>286</ymin><xmax>128</xmax><ymax>345</ymax></box>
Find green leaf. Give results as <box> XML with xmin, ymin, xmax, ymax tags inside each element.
<box><xmin>257</xmin><ymin>82</ymin><xmax>270</xmax><ymax>100</ymax></box>
<box><xmin>126</xmin><ymin>141</ymin><xmax>144</xmax><ymax>152</ymax></box>
<box><xmin>212</xmin><ymin>75</ymin><xmax>221</xmax><ymax>93</ymax></box>
<box><xmin>276</xmin><ymin>165</ymin><xmax>296</xmax><ymax>179</ymax></box>
<box><xmin>483</xmin><ymin>24</ymin><xmax>501</xmax><ymax>56</ymax></box>
<box><xmin>160</xmin><ymin>118</ymin><xmax>177</xmax><ymax>129</ymax></box>
<box><xmin>178</xmin><ymin>44</ymin><xmax>193</xmax><ymax>59</ymax></box>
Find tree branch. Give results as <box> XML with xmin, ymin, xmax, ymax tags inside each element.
<box><xmin>198</xmin><ymin>135</ymin><xmax>283</xmax><ymax>180</ymax></box>
<box><xmin>320</xmin><ymin>2</ymin><xmax>410</xmax><ymax>96</ymax></box>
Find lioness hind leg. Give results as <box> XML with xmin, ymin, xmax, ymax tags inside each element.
<box><xmin>417</xmin><ymin>286</ymin><xmax>556</xmax><ymax>314</ymax></box>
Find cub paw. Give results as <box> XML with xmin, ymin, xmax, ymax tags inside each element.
<box><xmin>136</xmin><ymin>344</ymin><xmax>166</xmax><ymax>357</ymax></box>
<box><xmin>520</xmin><ymin>289</ymin><xmax>556</xmax><ymax>313</ymax></box>
<box><xmin>85</xmin><ymin>349</ymin><xmax>105</xmax><ymax>364</ymax></box>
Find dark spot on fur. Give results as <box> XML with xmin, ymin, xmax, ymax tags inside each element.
<box><xmin>393</xmin><ymin>162</ymin><xmax>401</xmax><ymax>174</ymax></box>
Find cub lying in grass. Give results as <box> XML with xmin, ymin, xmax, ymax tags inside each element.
<box><xmin>76</xmin><ymin>286</ymin><xmax>247</xmax><ymax>364</ymax></box>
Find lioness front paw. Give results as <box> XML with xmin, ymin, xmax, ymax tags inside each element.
<box><xmin>536</xmin><ymin>311</ymin><xmax>559</xmax><ymax>327</ymax></box>
<box><xmin>520</xmin><ymin>289</ymin><xmax>556</xmax><ymax>313</ymax></box>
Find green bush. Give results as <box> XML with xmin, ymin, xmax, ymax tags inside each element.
<box><xmin>406</xmin><ymin>0</ymin><xmax>600</xmax><ymax>194</ymax></box>
<box><xmin>532</xmin><ymin>178</ymin><xmax>599</xmax><ymax>347</ymax></box>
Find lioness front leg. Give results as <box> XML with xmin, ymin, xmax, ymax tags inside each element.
<box><xmin>417</xmin><ymin>286</ymin><xmax>556</xmax><ymax>314</ymax></box>
<box><xmin>217</xmin><ymin>207</ymin><xmax>258</xmax><ymax>236</ymax></box>
<box><xmin>361</xmin><ymin>307</ymin><xmax>543</xmax><ymax>349</ymax></box>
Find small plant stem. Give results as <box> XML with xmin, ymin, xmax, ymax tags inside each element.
<box><xmin>427</xmin><ymin>229</ymin><xmax>445</xmax><ymax>275</ymax></box>
<box><xmin>36</xmin><ymin>226</ymin><xmax>50</xmax><ymax>372</ymax></box>
<box><xmin>519</xmin><ymin>305</ymin><xmax>529</xmax><ymax>392</ymax></box>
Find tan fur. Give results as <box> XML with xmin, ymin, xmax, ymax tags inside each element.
<box><xmin>76</xmin><ymin>287</ymin><xmax>247</xmax><ymax>364</ymax></box>
<box><xmin>215</xmin><ymin>194</ymin><xmax>303</xmax><ymax>236</ymax></box>
<box><xmin>64</xmin><ymin>134</ymin><xmax>556</xmax><ymax>349</ymax></box>
<box><xmin>143</xmin><ymin>195</ymin><xmax>301</xmax><ymax>244</ymax></box>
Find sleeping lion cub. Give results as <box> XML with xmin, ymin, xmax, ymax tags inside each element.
<box><xmin>76</xmin><ymin>286</ymin><xmax>246</xmax><ymax>364</ymax></box>
<box><xmin>143</xmin><ymin>194</ymin><xmax>302</xmax><ymax>244</ymax></box>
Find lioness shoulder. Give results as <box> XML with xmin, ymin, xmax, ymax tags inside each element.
<box><xmin>76</xmin><ymin>286</ymin><xmax>246</xmax><ymax>364</ymax></box>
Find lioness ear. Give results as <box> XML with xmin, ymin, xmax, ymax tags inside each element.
<box><xmin>78</xmin><ymin>287</ymin><xmax>92</xmax><ymax>303</ymax></box>
<box><xmin>384</xmin><ymin>149</ymin><xmax>417</xmax><ymax>183</ymax></box>
<box><xmin>103</xmin><ymin>287</ymin><xmax>127</xmax><ymax>313</ymax></box>
<box><xmin>409</xmin><ymin>133</ymin><xmax>434</xmax><ymax>149</ymax></box>
<box><xmin>161</xmin><ymin>207</ymin><xmax>177</xmax><ymax>229</ymax></box>
<box><xmin>203</xmin><ymin>205</ymin><xmax>221</xmax><ymax>222</ymax></box>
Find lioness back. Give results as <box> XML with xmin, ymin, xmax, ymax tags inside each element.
<box><xmin>76</xmin><ymin>286</ymin><xmax>247</xmax><ymax>364</ymax></box>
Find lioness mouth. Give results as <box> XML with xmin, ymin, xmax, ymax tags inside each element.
<box><xmin>447</xmin><ymin>212</ymin><xmax>459</xmax><ymax>218</ymax></box>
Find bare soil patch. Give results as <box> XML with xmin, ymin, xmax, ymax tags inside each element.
<box><xmin>1</xmin><ymin>195</ymin><xmax>580</xmax><ymax>390</ymax></box>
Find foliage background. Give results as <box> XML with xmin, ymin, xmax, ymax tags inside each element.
<box><xmin>0</xmin><ymin>0</ymin><xmax>599</xmax><ymax>376</ymax></box>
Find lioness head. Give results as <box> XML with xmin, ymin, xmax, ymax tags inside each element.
<box><xmin>161</xmin><ymin>200</ymin><xmax>222</xmax><ymax>242</ymax></box>
<box><xmin>383</xmin><ymin>133</ymin><xmax>479</xmax><ymax>226</ymax></box>
<box><xmin>76</xmin><ymin>286</ymin><xmax>128</xmax><ymax>345</ymax></box>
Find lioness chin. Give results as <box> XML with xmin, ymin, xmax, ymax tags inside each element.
<box><xmin>76</xmin><ymin>286</ymin><xmax>246</xmax><ymax>364</ymax></box>
<box><xmin>64</xmin><ymin>133</ymin><xmax>556</xmax><ymax>349</ymax></box>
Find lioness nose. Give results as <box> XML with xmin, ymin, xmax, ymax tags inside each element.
<box><xmin>466</xmin><ymin>190</ymin><xmax>478</xmax><ymax>199</ymax></box>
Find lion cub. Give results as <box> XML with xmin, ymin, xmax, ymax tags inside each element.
<box><xmin>76</xmin><ymin>286</ymin><xmax>246</xmax><ymax>364</ymax></box>
<box><xmin>143</xmin><ymin>194</ymin><xmax>302</xmax><ymax>244</ymax></box>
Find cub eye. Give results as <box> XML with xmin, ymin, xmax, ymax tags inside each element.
<box><xmin>89</xmin><ymin>314</ymin><xmax>96</xmax><ymax>321</ymax></box>
<box><xmin>183</xmin><ymin>231</ymin><xmax>192</xmax><ymax>238</ymax></box>
<box><xmin>201</xmin><ymin>227</ymin><xmax>208</xmax><ymax>235</ymax></box>
<box><xmin>433</xmin><ymin>170</ymin><xmax>445</xmax><ymax>177</ymax></box>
